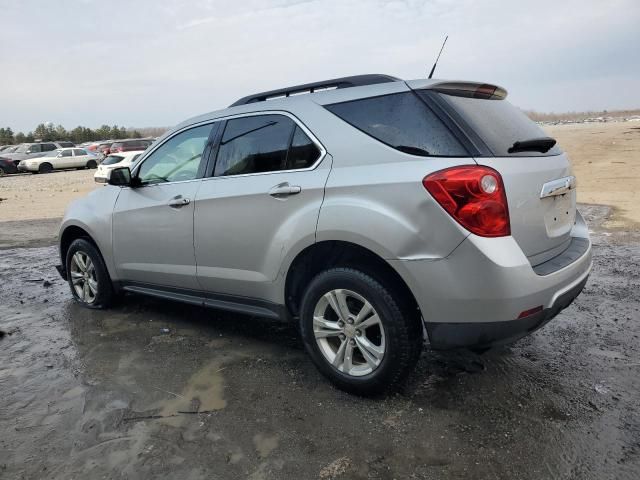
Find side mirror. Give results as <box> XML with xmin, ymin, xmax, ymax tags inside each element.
<box><xmin>106</xmin><ymin>167</ymin><xmax>132</xmax><ymax>186</ymax></box>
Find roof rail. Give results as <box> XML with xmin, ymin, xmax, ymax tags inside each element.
<box><xmin>229</xmin><ymin>74</ymin><xmax>401</xmax><ymax>107</ymax></box>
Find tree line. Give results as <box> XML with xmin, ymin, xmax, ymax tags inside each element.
<box><xmin>0</xmin><ymin>124</ymin><xmax>145</xmax><ymax>145</ymax></box>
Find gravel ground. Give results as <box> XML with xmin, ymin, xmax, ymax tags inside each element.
<box><xmin>0</xmin><ymin>205</ymin><xmax>638</xmax><ymax>479</ymax></box>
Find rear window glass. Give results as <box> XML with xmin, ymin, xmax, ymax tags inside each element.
<box><xmin>433</xmin><ymin>93</ymin><xmax>562</xmax><ymax>157</ymax></box>
<box><xmin>325</xmin><ymin>92</ymin><xmax>468</xmax><ymax>157</ymax></box>
<box><xmin>102</xmin><ymin>155</ymin><xmax>124</xmax><ymax>165</ymax></box>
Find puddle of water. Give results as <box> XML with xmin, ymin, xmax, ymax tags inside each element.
<box><xmin>158</xmin><ymin>360</ymin><xmax>227</xmax><ymax>417</ymax></box>
<box><xmin>253</xmin><ymin>433</ymin><xmax>279</xmax><ymax>458</ymax></box>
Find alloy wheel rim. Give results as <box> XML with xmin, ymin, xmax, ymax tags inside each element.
<box><xmin>70</xmin><ymin>251</ymin><xmax>98</xmax><ymax>304</ymax></box>
<box><xmin>313</xmin><ymin>289</ymin><xmax>386</xmax><ymax>377</ymax></box>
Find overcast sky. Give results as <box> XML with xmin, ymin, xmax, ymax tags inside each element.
<box><xmin>1</xmin><ymin>0</ymin><xmax>639</xmax><ymax>132</ymax></box>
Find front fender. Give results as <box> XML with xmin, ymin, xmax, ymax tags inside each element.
<box><xmin>59</xmin><ymin>186</ymin><xmax>121</xmax><ymax>280</ymax></box>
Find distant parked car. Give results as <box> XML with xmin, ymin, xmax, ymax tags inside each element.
<box><xmin>94</xmin><ymin>150</ymin><xmax>145</xmax><ymax>182</ymax></box>
<box><xmin>2</xmin><ymin>142</ymin><xmax>73</xmax><ymax>167</ymax></box>
<box><xmin>97</xmin><ymin>142</ymin><xmax>115</xmax><ymax>157</ymax></box>
<box><xmin>2</xmin><ymin>146</ymin><xmax>18</xmax><ymax>154</ymax></box>
<box><xmin>0</xmin><ymin>145</ymin><xmax>15</xmax><ymax>152</ymax></box>
<box><xmin>0</xmin><ymin>157</ymin><xmax>19</xmax><ymax>176</ymax></box>
<box><xmin>109</xmin><ymin>139</ymin><xmax>153</xmax><ymax>154</ymax></box>
<box><xmin>17</xmin><ymin>148</ymin><xmax>98</xmax><ymax>173</ymax></box>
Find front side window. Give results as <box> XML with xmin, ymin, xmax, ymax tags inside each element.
<box><xmin>42</xmin><ymin>144</ymin><xmax>56</xmax><ymax>152</ymax></box>
<box><xmin>137</xmin><ymin>124</ymin><xmax>212</xmax><ymax>184</ymax></box>
<box><xmin>325</xmin><ymin>92</ymin><xmax>468</xmax><ymax>157</ymax></box>
<box><xmin>59</xmin><ymin>150</ymin><xmax>72</xmax><ymax>157</ymax></box>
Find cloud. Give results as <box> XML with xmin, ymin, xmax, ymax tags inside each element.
<box><xmin>1</xmin><ymin>0</ymin><xmax>638</xmax><ymax>131</ymax></box>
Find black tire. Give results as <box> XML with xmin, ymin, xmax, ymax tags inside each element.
<box><xmin>86</xmin><ymin>160</ymin><xmax>97</xmax><ymax>169</ymax></box>
<box><xmin>66</xmin><ymin>238</ymin><xmax>114</xmax><ymax>309</ymax></box>
<box><xmin>299</xmin><ymin>268</ymin><xmax>422</xmax><ymax>395</ymax></box>
<box><xmin>38</xmin><ymin>162</ymin><xmax>53</xmax><ymax>173</ymax></box>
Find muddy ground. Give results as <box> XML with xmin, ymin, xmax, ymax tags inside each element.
<box><xmin>0</xmin><ymin>205</ymin><xmax>639</xmax><ymax>480</ymax></box>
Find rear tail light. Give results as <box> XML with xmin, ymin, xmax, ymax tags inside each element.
<box><xmin>423</xmin><ymin>166</ymin><xmax>510</xmax><ymax>237</ymax></box>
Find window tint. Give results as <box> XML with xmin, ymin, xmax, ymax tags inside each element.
<box><xmin>27</xmin><ymin>144</ymin><xmax>41</xmax><ymax>153</ymax></box>
<box><xmin>287</xmin><ymin>126</ymin><xmax>320</xmax><ymax>169</ymax></box>
<box><xmin>326</xmin><ymin>92</ymin><xmax>467</xmax><ymax>157</ymax></box>
<box><xmin>42</xmin><ymin>144</ymin><xmax>57</xmax><ymax>152</ymax></box>
<box><xmin>137</xmin><ymin>124</ymin><xmax>212</xmax><ymax>184</ymax></box>
<box><xmin>433</xmin><ymin>92</ymin><xmax>562</xmax><ymax>157</ymax></box>
<box><xmin>214</xmin><ymin>115</ymin><xmax>295</xmax><ymax>177</ymax></box>
<box><xmin>60</xmin><ymin>150</ymin><xmax>72</xmax><ymax>157</ymax></box>
<box><xmin>73</xmin><ymin>149</ymin><xmax>86</xmax><ymax>156</ymax></box>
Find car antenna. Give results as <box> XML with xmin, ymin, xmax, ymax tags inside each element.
<box><xmin>428</xmin><ymin>35</ymin><xmax>448</xmax><ymax>79</ymax></box>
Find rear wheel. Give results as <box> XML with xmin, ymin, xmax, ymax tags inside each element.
<box><xmin>299</xmin><ymin>268</ymin><xmax>422</xmax><ymax>395</ymax></box>
<box><xmin>38</xmin><ymin>163</ymin><xmax>53</xmax><ymax>173</ymax></box>
<box><xmin>66</xmin><ymin>238</ymin><xmax>114</xmax><ymax>309</ymax></box>
<box><xmin>86</xmin><ymin>160</ymin><xmax>97</xmax><ymax>169</ymax></box>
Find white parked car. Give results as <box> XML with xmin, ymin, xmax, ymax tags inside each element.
<box><xmin>94</xmin><ymin>151</ymin><xmax>145</xmax><ymax>182</ymax></box>
<box><xmin>17</xmin><ymin>148</ymin><xmax>98</xmax><ymax>173</ymax></box>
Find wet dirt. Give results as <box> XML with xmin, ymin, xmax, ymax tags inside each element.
<box><xmin>0</xmin><ymin>205</ymin><xmax>638</xmax><ymax>479</ymax></box>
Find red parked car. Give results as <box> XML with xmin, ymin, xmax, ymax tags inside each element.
<box><xmin>108</xmin><ymin>139</ymin><xmax>153</xmax><ymax>154</ymax></box>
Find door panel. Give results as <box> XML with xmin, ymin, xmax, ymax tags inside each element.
<box><xmin>111</xmin><ymin>122</ymin><xmax>216</xmax><ymax>288</ymax></box>
<box><xmin>113</xmin><ymin>181</ymin><xmax>201</xmax><ymax>288</ymax></box>
<box><xmin>194</xmin><ymin>160</ymin><xmax>331</xmax><ymax>299</ymax></box>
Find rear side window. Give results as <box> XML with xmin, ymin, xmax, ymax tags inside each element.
<box><xmin>433</xmin><ymin>93</ymin><xmax>562</xmax><ymax>157</ymax></box>
<box><xmin>288</xmin><ymin>126</ymin><xmax>320</xmax><ymax>169</ymax></box>
<box><xmin>215</xmin><ymin>115</ymin><xmax>294</xmax><ymax>176</ymax></box>
<box><xmin>325</xmin><ymin>92</ymin><xmax>468</xmax><ymax>157</ymax></box>
<box><xmin>73</xmin><ymin>149</ymin><xmax>86</xmax><ymax>156</ymax></box>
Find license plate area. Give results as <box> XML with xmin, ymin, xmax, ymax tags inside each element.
<box><xmin>543</xmin><ymin>191</ymin><xmax>575</xmax><ymax>238</ymax></box>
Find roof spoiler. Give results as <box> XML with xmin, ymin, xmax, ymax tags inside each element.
<box><xmin>428</xmin><ymin>81</ymin><xmax>508</xmax><ymax>100</ymax></box>
<box><xmin>229</xmin><ymin>74</ymin><xmax>401</xmax><ymax>107</ymax></box>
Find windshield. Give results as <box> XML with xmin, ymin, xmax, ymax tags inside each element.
<box><xmin>102</xmin><ymin>155</ymin><xmax>124</xmax><ymax>165</ymax></box>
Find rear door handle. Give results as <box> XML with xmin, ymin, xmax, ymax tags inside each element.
<box><xmin>269</xmin><ymin>183</ymin><xmax>301</xmax><ymax>198</ymax></box>
<box><xmin>167</xmin><ymin>196</ymin><xmax>191</xmax><ymax>208</ymax></box>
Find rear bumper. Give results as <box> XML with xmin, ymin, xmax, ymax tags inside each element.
<box><xmin>389</xmin><ymin>211</ymin><xmax>592</xmax><ymax>349</ymax></box>
<box><xmin>425</xmin><ymin>273</ymin><xmax>588</xmax><ymax>349</ymax></box>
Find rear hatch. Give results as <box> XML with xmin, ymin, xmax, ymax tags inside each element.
<box><xmin>413</xmin><ymin>82</ymin><xmax>576</xmax><ymax>265</ymax></box>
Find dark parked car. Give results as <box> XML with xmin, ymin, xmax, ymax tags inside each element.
<box><xmin>0</xmin><ymin>157</ymin><xmax>19</xmax><ymax>176</ymax></box>
<box><xmin>109</xmin><ymin>139</ymin><xmax>153</xmax><ymax>154</ymax></box>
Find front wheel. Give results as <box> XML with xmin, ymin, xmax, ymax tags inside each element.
<box><xmin>66</xmin><ymin>238</ymin><xmax>114</xmax><ymax>309</ymax></box>
<box><xmin>86</xmin><ymin>160</ymin><xmax>97</xmax><ymax>169</ymax></box>
<box><xmin>299</xmin><ymin>268</ymin><xmax>422</xmax><ymax>395</ymax></box>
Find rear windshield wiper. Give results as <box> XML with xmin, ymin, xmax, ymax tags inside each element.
<box><xmin>395</xmin><ymin>145</ymin><xmax>430</xmax><ymax>156</ymax></box>
<box><xmin>508</xmin><ymin>137</ymin><xmax>556</xmax><ymax>154</ymax></box>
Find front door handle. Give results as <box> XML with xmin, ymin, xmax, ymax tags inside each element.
<box><xmin>269</xmin><ymin>183</ymin><xmax>301</xmax><ymax>198</ymax></box>
<box><xmin>167</xmin><ymin>196</ymin><xmax>191</xmax><ymax>208</ymax></box>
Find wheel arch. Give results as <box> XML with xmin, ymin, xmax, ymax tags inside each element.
<box><xmin>284</xmin><ymin>240</ymin><xmax>420</xmax><ymax>319</ymax></box>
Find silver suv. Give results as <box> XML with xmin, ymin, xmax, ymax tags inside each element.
<box><xmin>57</xmin><ymin>74</ymin><xmax>592</xmax><ymax>394</ymax></box>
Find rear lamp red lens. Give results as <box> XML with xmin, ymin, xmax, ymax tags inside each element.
<box><xmin>423</xmin><ymin>166</ymin><xmax>510</xmax><ymax>237</ymax></box>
